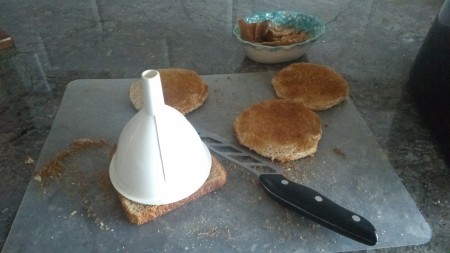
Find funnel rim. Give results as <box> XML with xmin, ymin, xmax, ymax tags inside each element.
<box><xmin>109</xmin><ymin>142</ymin><xmax>212</xmax><ymax>205</ymax></box>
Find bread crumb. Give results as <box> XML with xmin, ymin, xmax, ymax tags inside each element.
<box><xmin>333</xmin><ymin>148</ymin><xmax>346</xmax><ymax>158</ymax></box>
<box><xmin>34</xmin><ymin>139</ymin><xmax>109</xmax><ymax>190</ymax></box>
<box><xmin>33</xmin><ymin>174</ymin><xmax>42</xmax><ymax>182</ymax></box>
<box><xmin>24</xmin><ymin>156</ymin><xmax>34</xmax><ymax>164</ymax></box>
<box><xmin>33</xmin><ymin>138</ymin><xmax>116</xmax><ymax>231</ymax></box>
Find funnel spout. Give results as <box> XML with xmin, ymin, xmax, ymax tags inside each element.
<box><xmin>142</xmin><ymin>70</ymin><xmax>165</xmax><ymax>116</ymax></box>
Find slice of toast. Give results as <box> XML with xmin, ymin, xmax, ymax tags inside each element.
<box><xmin>129</xmin><ymin>68</ymin><xmax>209</xmax><ymax>115</ymax></box>
<box><xmin>234</xmin><ymin>99</ymin><xmax>322</xmax><ymax>162</ymax></box>
<box><xmin>118</xmin><ymin>155</ymin><xmax>226</xmax><ymax>225</ymax></box>
<box><xmin>271</xmin><ymin>63</ymin><xmax>349</xmax><ymax>110</ymax></box>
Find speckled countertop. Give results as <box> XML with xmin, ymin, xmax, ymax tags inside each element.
<box><xmin>0</xmin><ymin>0</ymin><xmax>449</xmax><ymax>252</ymax></box>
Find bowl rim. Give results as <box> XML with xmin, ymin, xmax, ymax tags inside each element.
<box><xmin>232</xmin><ymin>10</ymin><xmax>326</xmax><ymax>50</ymax></box>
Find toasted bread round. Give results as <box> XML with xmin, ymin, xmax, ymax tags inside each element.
<box><xmin>129</xmin><ymin>68</ymin><xmax>208</xmax><ymax>115</ymax></box>
<box><xmin>234</xmin><ymin>99</ymin><xmax>322</xmax><ymax>162</ymax></box>
<box><xmin>272</xmin><ymin>63</ymin><xmax>349</xmax><ymax>110</ymax></box>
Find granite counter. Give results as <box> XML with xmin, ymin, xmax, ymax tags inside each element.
<box><xmin>1</xmin><ymin>0</ymin><xmax>449</xmax><ymax>252</ymax></box>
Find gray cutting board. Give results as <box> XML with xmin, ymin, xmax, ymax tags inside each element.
<box><xmin>3</xmin><ymin>72</ymin><xmax>431</xmax><ymax>253</ymax></box>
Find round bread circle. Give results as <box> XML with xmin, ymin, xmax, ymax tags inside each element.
<box><xmin>129</xmin><ymin>68</ymin><xmax>208</xmax><ymax>115</ymax></box>
<box><xmin>272</xmin><ymin>63</ymin><xmax>349</xmax><ymax>110</ymax></box>
<box><xmin>234</xmin><ymin>99</ymin><xmax>322</xmax><ymax>162</ymax></box>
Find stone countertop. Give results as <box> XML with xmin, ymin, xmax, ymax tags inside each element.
<box><xmin>0</xmin><ymin>1</ymin><xmax>448</xmax><ymax>252</ymax></box>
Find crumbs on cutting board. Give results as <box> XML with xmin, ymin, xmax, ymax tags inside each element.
<box><xmin>33</xmin><ymin>138</ymin><xmax>110</xmax><ymax>189</ymax></box>
<box><xmin>33</xmin><ymin>138</ymin><xmax>118</xmax><ymax>231</ymax></box>
<box><xmin>281</xmin><ymin>159</ymin><xmax>311</xmax><ymax>185</ymax></box>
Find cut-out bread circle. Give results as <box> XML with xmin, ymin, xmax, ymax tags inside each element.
<box><xmin>272</xmin><ymin>63</ymin><xmax>349</xmax><ymax>110</ymax></box>
<box><xmin>129</xmin><ymin>68</ymin><xmax>208</xmax><ymax>115</ymax></box>
<box><xmin>234</xmin><ymin>99</ymin><xmax>322</xmax><ymax>162</ymax></box>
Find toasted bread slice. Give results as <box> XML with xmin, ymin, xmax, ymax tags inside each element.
<box><xmin>118</xmin><ymin>155</ymin><xmax>226</xmax><ymax>225</ymax></box>
<box><xmin>234</xmin><ymin>99</ymin><xmax>322</xmax><ymax>162</ymax></box>
<box><xmin>272</xmin><ymin>63</ymin><xmax>349</xmax><ymax>110</ymax></box>
<box><xmin>129</xmin><ymin>68</ymin><xmax>208</xmax><ymax>115</ymax></box>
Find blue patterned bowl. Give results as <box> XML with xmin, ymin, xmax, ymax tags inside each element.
<box><xmin>233</xmin><ymin>11</ymin><xmax>325</xmax><ymax>64</ymax></box>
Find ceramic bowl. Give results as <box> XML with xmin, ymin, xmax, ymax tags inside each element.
<box><xmin>233</xmin><ymin>11</ymin><xmax>326</xmax><ymax>64</ymax></box>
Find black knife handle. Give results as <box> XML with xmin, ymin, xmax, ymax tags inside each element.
<box><xmin>259</xmin><ymin>174</ymin><xmax>378</xmax><ymax>246</ymax></box>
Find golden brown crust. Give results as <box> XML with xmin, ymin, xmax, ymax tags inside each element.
<box><xmin>238</xmin><ymin>19</ymin><xmax>256</xmax><ymax>42</ymax></box>
<box><xmin>118</xmin><ymin>155</ymin><xmax>227</xmax><ymax>225</ymax></box>
<box><xmin>129</xmin><ymin>81</ymin><xmax>143</xmax><ymax>110</ymax></box>
<box><xmin>234</xmin><ymin>99</ymin><xmax>322</xmax><ymax>162</ymax></box>
<box><xmin>272</xmin><ymin>63</ymin><xmax>349</xmax><ymax>110</ymax></box>
<box><xmin>237</xmin><ymin>19</ymin><xmax>308</xmax><ymax>46</ymax></box>
<box><xmin>129</xmin><ymin>68</ymin><xmax>208</xmax><ymax>115</ymax></box>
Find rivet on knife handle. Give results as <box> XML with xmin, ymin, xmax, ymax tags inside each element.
<box><xmin>197</xmin><ymin>129</ymin><xmax>378</xmax><ymax>246</ymax></box>
<box><xmin>259</xmin><ymin>174</ymin><xmax>378</xmax><ymax>246</ymax></box>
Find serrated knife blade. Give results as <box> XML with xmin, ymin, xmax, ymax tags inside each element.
<box><xmin>197</xmin><ymin>128</ymin><xmax>378</xmax><ymax>246</ymax></box>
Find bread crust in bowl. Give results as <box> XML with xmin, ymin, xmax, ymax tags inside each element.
<box><xmin>272</xmin><ymin>63</ymin><xmax>349</xmax><ymax>110</ymax></box>
<box><xmin>234</xmin><ymin>99</ymin><xmax>322</xmax><ymax>162</ymax></box>
<box><xmin>129</xmin><ymin>68</ymin><xmax>208</xmax><ymax>115</ymax></box>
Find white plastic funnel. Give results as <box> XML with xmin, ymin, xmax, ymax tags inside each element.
<box><xmin>109</xmin><ymin>70</ymin><xmax>211</xmax><ymax>205</ymax></box>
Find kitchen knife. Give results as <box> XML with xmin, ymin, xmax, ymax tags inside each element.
<box><xmin>197</xmin><ymin>129</ymin><xmax>378</xmax><ymax>246</ymax></box>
